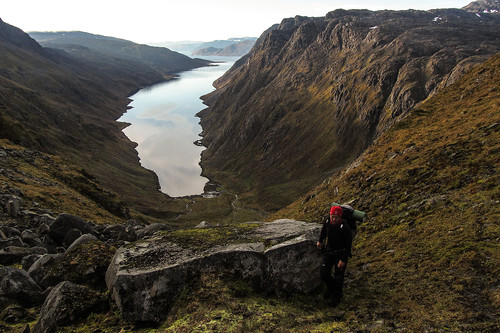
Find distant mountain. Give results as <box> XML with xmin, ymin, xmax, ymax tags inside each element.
<box><xmin>29</xmin><ymin>31</ymin><xmax>208</xmax><ymax>74</ymax></box>
<box><xmin>192</xmin><ymin>39</ymin><xmax>256</xmax><ymax>57</ymax></box>
<box><xmin>153</xmin><ymin>37</ymin><xmax>257</xmax><ymax>56</ymax></box>
<box><xmin>197</xmin><ymin>7</ymin><xmax>500</xmax><ymax>211</ymax></box>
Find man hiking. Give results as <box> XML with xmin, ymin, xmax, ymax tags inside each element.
<box><xmin>317</xmin><ymin>205</ymin><xmax>353</xmax><ymax>307</ymax></box>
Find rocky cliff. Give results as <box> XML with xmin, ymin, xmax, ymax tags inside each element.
<box><xmin>198</xmin><ymin>6</ymin><xmax>500</xmax><ymax>211</ymax></box>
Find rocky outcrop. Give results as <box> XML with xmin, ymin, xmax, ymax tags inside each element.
<box><xmin>106</xmin><ymin>220</ymin><xmax>322</xmax><ymax>324</ymax></box>
<box><xmin>198</xmin><ymin>6</ymin><xmax>500</xmax><ymax>211</ymax></box>
<box><xmin>32</xmin><ymin>281</ymin><xmax>108</xmax><ymax>333</ymax></box>
<box><xmin>0</xmin><ymin>267</ymin><xmax>44</xmax><ymax>307</ymax></box>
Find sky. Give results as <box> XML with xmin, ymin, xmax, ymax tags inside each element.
<box><xmin>2</xmin><ymin>0</ymin><xmax>473</xmax><ymax>44</ymax></box>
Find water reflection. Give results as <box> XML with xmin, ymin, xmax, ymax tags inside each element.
<box><xmin>119</xmin><ymin>57</ymin><xmax>238</xmax><ymax>197</ymax></box>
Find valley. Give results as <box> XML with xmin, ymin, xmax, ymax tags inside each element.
<box><xmin>1</xmin><ymin>1</ymin><xmax>499</xmax><ymax>331</ymax></box>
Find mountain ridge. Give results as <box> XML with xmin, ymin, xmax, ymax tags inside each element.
<box><xmin>198</xmin><ymin>6</ymin><xmax>500</xmax><ymax>211</ymax></box>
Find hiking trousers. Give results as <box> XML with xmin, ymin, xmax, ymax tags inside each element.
<box><xmin>320</xmin><ymin>251</ymin><xmax>347</xmax><ymax>301</ymax></box>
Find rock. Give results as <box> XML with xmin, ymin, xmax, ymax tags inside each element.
<box><xmin>32</xmin><ymin>281</ymin><xmax>108</xmax><ymax>333</ymax></box>
<box><xmin>141</xmin><ymin>223</ymin><xmax>171</xmax><ymax>237</ymax></box>
<box><xmin>0</xmin><ymin>236</ymin><xmax>24</xmax><ymax>250</ymax></box>
<box><xmin>48</xmin><ymin>214</ymin><xmax>95</xmax><ymax>246</ymax></box>
<box><xmin>28</xmin><ymin>254</ymin><xmax>64</xmax><ymax>289</ymax></box>
<box><xmin>0</xmin><ymin>246</ymin><xmax>48</xmax><ymax>265</ymax></box>
<box><xmin>102</xmin><ymin>225</ymin><xmax>125</xmax><ymax>239</ymax></box>
<box><xmin>0</xmin><ymin>267</ymin><xmax>44</xmax><ymax>307</ymax></box>
<box><xmin>62</xmin><ymin>228</ymin><xmax>82</xmax><ymax>248</ymax></box>
<box><xmin>37</xmin><ymin>214</ymin><xmax>56</xmax><ymax>226</ymax></box>
<box><xmin>0</xmin><ymin>226</ymin><xmax>21</xmax><ymax>238</ymax></box>
<box><xmin>106</xmin><ymin>220</ymin><xmax>321</xmax><ymax>324</ymax></box>
<box><xmin>37</xmin><ymin>223</ymin><xmax>50</xmax><ymax>236</ymax></box>
<box><xmin>1</xmin><ymin>305</ymin><xmax>32</xmax><ymax>324</ymax></box>
<box><xmin>195</xmin><ymin>221</ymin><xmax>212</xmax><ymax>228</ymax></box>
<box><xmin>66</xmin><ymin>234</ymin><xmax>98</xmax><ymax>252</ymax></box>
<box><xmin>21</xmin><ymin>230</ymin><xmax>42</xmax><ymax>247</ymax></box>
<box><xmin>0</xmin><ymin>229</ymin><xmax>7</xmax><ymax>240</ymax></box>
<box><xmin>6</xmin><ymin>198</ymin><xmax>20</xmax><ymax>217</ymax></box>
<box><xmin>21</xmin><ymin>254</ymin><xmax>44</xmax><ymax>271</ymax></box>
<box><xmin>29</xmin><ymin>241</ymin><xmax>115</xmax><ymax>290</ymax></box>
<box><xmin>264</xmin><ymin>235</ymin><xmax>322</xmax><ymax>296</ymax></box>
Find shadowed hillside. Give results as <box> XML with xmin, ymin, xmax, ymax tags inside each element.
<box><xmin>0</xmin><ymin>19</ymin><xmax>209</xmax><ymax>220</ymax></box>
<box><xmin>198</xmin><ymin>6</ymin><xmax>500</xmax><ymax>212</ymax></box>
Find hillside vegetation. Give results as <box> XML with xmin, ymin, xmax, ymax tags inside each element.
<box><xmin>23</xmin><ymin>50</ymin><xmax>499</xmax><ymax>333</ymax></box>
<box><xmin>268</xmin><ymin>52</ymin><xmax>500</xmax><ymax>331</ymax></box>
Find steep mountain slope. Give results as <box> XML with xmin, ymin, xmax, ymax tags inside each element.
<box><xmin>0</xmin><ymin>19</ymin><xmax>207</xmax><ymax>219</ymax></box>
<box><xmin>269</xmin><ymin>52</ymin><xmax>499</xmax><ymax>331</ymax></box>
<box><xmin>198</xmin><ymin>6</ymin><xmax>500</xmax><ymax>211</ymax></box>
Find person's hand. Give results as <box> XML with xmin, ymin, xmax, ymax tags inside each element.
<box><xmin>337</xmin><ymin>260</ymin><xmax>346</xmax><ymax>269</ymax></box>
<box><xmin>316</xmin><ymin>241</ymin><xmax>322</xmax><ymax>250</ymax></box>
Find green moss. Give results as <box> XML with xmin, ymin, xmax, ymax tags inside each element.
<box><xmin>160</xmin><ymin>223</ymin><xmax>261</xmax><ymax>252</ymax></box>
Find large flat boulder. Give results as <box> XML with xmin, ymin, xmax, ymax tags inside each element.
<box><xmin>106</xmin><ymin>220</ymin><xmax>322</xmax><ymax>324</ymax></box>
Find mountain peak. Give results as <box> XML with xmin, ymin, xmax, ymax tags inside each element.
<box><xmin>463</xmin><ymin>0</ymin><xmax>500</xmax><ymax>12</ymax></box>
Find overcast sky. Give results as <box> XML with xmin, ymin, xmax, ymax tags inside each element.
<box><xmin>2</xmin><ymin>0</ymin><xmax>473</xmax><ymax>44</ymax></box>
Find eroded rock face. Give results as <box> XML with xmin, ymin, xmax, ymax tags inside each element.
<box><xmin>197</xmin><ymin>7</ymin><xmax>500</xmax><ymax>210</ymax></box>
<box><xmin>32</xmin><ymin>281</ymin><xmax>108</xmax><ymax>333</ymax></box>
<box><xmin>106</xmin><ymin>220</ymin><xmax>322</xmax><ymax>324</ymax></box>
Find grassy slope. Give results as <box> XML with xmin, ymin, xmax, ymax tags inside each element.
<box><xmin>51</xmin><ymin>54</ymin><xmax>499</xmax><ymax>333</ymax></box>
<box><xmin>0</xmin><ymin>139</ymin><xmax>127</xmax><ymax>224</ymax></box>
<box><xmin>269</xmin><ymin>52</ymin><xmax>500</xmax><ymax>331</ymax></box>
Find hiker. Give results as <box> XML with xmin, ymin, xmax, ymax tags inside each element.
<box><xmin>317</xmin><ymin>205</ymin><xmax>353</xmax><ymax>307</ymax></box>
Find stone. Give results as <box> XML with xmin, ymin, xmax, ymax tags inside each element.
<box><xmin>48</xmin><ymin>213</ymin><xmax>95</xmax><ymax>246</ymax></box>
<box><xmin>66</xmin><ymin>234</ymin><xmax>98</xmax><ymax>252</ymax></box>
<box><xmin>28</xmin><ymin>254</ymin><xmax>64</xmax><ymax>289</ymax></box>
<box><xmin>1</xmin><ymin>305</ymin><xmax>31</xmax><ymax>324</ymax></box>
<box><xmin>0</xmin><ymin>236</ymin><xmax>24</xmax><ymax>250</ymax></box>
<box><xmin>0</xmin><ymin>246</ymin><xmax>48</xmax><ymax>265</ymax></box>
<box><xmin>106</xmin><ymin>220</ymin><xmax>321</xmax><ymax>324</ymax></box>
<box><xmin>32</xmin><ymin>281</ymin><xmax>108</xmax><ymax>333</ymax></box>
<box><xmin>0</xmin><ymin>267</ymin><xmax>44</xmax><ymax>307</ymax></box>
<box><xmin>6</xmin><ymin>198</ymin><xmax>20</xmax><ymax>217</ymax></box>
<box><xmin>21</xmin><ymin>254</ymin><xmax>44</xmax><ymax>271</ymax></box>
<box><xmin>37</xmin><ymin>223</ymin><xmax>50</xmax><ymax>236</ymax></box>
<box><xmin>62</xmin><ymin>228</ymin><xmax>82</xmax><ymax>248</ymax></box>
<box><xmin>141</xmin><ymin>223</ymin><xmax>171</xmax><ymax>237</ymax></box>
<box><xmin>21</xmin><ymin>230</ymin><xmax>42</xmax><ymax>247</ymax></box>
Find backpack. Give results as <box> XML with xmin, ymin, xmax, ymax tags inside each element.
<box><xmin>331</xmin><ymin>202</ymin><xmax>367</xmax><ymax>238</ymax></box>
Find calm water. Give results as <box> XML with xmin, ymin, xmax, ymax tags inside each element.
<box><xmin>119</xmin><ymin>56</ymin><xmax>238</xmax><ymax>197</ymax></box>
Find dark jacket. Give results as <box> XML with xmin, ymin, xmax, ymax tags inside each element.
<box><xmin>318</xmin><ymin>216</ymin><xmax>353</xmax><ymax>262</ymax></box>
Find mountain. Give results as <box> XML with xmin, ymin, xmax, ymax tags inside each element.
<box><xmin>192</xmin><ymin>39</ymin><xmax>257</xmax><ymax>56</ymax></box>
<box><xmin>268</xmin><ymin>52</ymin><xmax>500</xmax><ymax>332</ymax></box>
<box><xmin>197</xmin><ymin>7</ymin><xmax>500</xmax><ymax>211</ymax></box>
<box><xmin>29</xmin><ymin>31</ymin><xmax>208</xmax><ymax>74</ymax></box>
<box><xmin>153</xmin><ymin>37</ymin><xmax>257</xmax><ymax>56</ymax></box>
<box><xmin>2</xmin><ymin>45</ymin><xmax>496</xmax><ymax>333</ymax></box>
<box><xmin>462</xmin><ymin>0</ymin><xmax>500</xmax><ymax>12</ymax></box>
<box><xmin>0</xmin><ymin>20</ymin><xmax>209</xmax><ymax>220</ymax></box>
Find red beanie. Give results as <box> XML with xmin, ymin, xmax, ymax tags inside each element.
<box><xmin>330</xmin><ymin>206</ymin><xmax>343</xmax><ymax>216</ymax></box>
